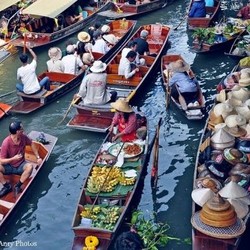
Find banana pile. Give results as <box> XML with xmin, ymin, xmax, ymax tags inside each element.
<box><xmin>86</xmin><ymin>165</ymin><xmax>136</xmax><ymax>193</ymax></box>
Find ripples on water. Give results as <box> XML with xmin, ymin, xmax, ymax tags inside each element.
<box><xmin>0</xmin><ymin>0</ymin><xmax>246</xmax><ymax>249</ymax></box>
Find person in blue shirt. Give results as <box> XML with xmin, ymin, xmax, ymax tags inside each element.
<box><xmin>205</xmin><ymin>0</ymin><xmax>214</xmax><ymax>7</ymax></box>
<box><xmin>189</xmin><ymin>0</ymin><xmax>206</xmax><ymax>18</ymax></box>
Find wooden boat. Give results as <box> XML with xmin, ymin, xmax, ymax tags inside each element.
<box><xmin>187</xmin><ymin>0</ymin><xmax>221</xmax><ymax>30</ymax></box>
<box><xmin>0</xmin><ymin>131</ymin><xmax>57</xmax><ymax>229</ymax></box>
<box><xmin>97</xmin><ymin>0</ymin><xmax>168</xmax><ymax>20</ymax></box>
<box><xmin>192</xmin><ymin>29</ymin><xmax>245</xmax><ymax>54</ymax></box>
<box><xmin>161</xmin><ymin>54</ymin><xmax>205</xmax><ymax>120</ymax></box>
<box><xmin>224</xmin><ymin>36</ymin><xmax>250</xmax><ymax>61</ymax></box>
<box><xmin>71</xmin><ymin>117</ymin><xmax>149</xmax><ymax>250</ymax></box>
<box><xmin>0</xmin><ymin>102</ymin><xmax>12</xmax><ymax>119</ymax></box>
<box><xmin>191</xmin><ymin>78</ymin><xmax>250</xmax><ymax>249</ymax></box>
<box><xmin>10</xmin><ymin>1</ymin><xmax>113</xmax><ymax>48</ymax></box>
<box><xmin>10</xmin><ymin>71</ymin><xmax>84</xmax><ymax>114</ymax></box>
<box><xmin>67</xmin><ymin>23</ymin><xmax>171</xmax><ymax>132</ymax></box>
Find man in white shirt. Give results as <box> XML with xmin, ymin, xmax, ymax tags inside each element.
<box><xmin>118</xmin><ymin>50</ymin><xmax>139</xmax><ymax>79</ymax></box>
<box><xmin>92</xmin><ymin>30</ymin><xmax>111</xmax><ymax>55</ymax></box>
<box><xmin>61</xmin><ymin>45</ymin><xmax>86</xmax><ymax>74</ymax></box>
<box><xmin>16</xmin><ymin>45</ymin><xmax>50</xmax><ymax>94</ymax></box>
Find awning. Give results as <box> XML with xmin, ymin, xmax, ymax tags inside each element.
<box><xmin>0</xmin><ymin>0</ymin><xmax>20</xmax><ymax>12</ymax></box>
<box><xmin>22</xmin><ymin>0</ymin><xmax>78</xmax><ymax>18</ymax></box>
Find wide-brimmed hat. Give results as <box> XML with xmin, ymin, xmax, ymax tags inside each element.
<box><xmin>90</xmin><ymin>60</ymin><xmax>107</xmax><ymax>73</ymax></box>
<box><xmin>168</xmin><ymin>59</ymin><xmax>190</xmax><ymax>73</ymax></box>
<box><xmin>82</xmin><ymin>53</ymin><xmax>93</xmax><ymax>65</ymax></box>
<box><xmin>216</xmin><ymin>89</ymin><xmax>227</xmax><ymax>103</ymax></box>
<box><xmin>235</xmin><ymin>105</ymin><xmax>250</xmax><ymax>120</ymax></box>
<box><xmin>213</xmin><ymin>103</ymin><xmax>233</xmax><ymax>118</ymax></box>
<box><xmin>231</xmin><ymin>87</ymin><xmax>249</xmax><ymax>101</ymax></box>
<box><xmin>229</xmin><ymin>162</ymin><xmax>250</xmax><ymax>176</ymax></box>
<box><xmin>195</xmin><ymin>177</ymin><xmax>222</xmax><ymax>192</ymax></box>
<box><xmin>224</xmin><ymin>125</ymin><xmax>247</xmax><ymax>138</ymax></box>
<box><xmin>219</xmin><ymin>180</ymin><xmax>249</xmax><ymax>199</ymax></box>
<box><xmin>48</xmin><ymin>47</ymin><xmax>62</xmax><ymax>60</ymax></box>
<box><xmin>101</xmin><ymin>24</ymin><xmax>110</xmax><ymax>33</ymax></box>
<box><xmin>77</xmin><ymin>31</ymin><xmax>91</xmax><ymax>43</ymax></box>
<box><xmin>211</xmin><ymin>128</ymin><xmax>235</xmax><ymax>150</ymax></box>
<box><xmin>225</xmin><ymin>114</ymin><xmax>246</xmax><ymax>128</ymax></box>
<box><xmin>239</xmin><ymin>68</ymin><xmax>250</xmax><ymax>87</ymax></box>
<box><xmin>223</xmin><ymin>148</ymin><xmax>248</xmax><ymax>165</ymax></box>
<box><xmin>228</xmin><ymin>198</ymin><xmax>249</xmax><ymax>219</ymax></box>
<box><xmin>111</xmin><ymin>98</ymin><xmax>133</xmax><ymax>113</ymax></box>
<box><xmin>102</xmin><ymin>34</ymin><xmax>118</xmax><ymax>45</ymax></box>
<box><xmin>225</xmin><ymin>97</ymin><xmax>243</xmax><ymax>107</ymax></box>
<box><xmin>208</xmin><ymin>111</ymin><xmax>224</xmax><ymax>129</ymax></box>
<box><xmin>191</xmin><ymin>188</ymin><xmax>215</xmax><ymax>207</ymax></box>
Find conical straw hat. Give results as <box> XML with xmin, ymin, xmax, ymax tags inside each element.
<box><xmin>191</xmin><ymin>188</ymin><xmax>215</xmax><ymax>207</ymax></box>
<box><xmin>219</xmin><ymin>180</ymin><xmax>249</xmax><ymax>199</ymax></box>
<box><xmin>211</xmin><ymin>128</ymin><xmax>235</xmax><ymax>144</ymax></box>
<box><xmin>228</xmin><ymin>198</ymin><xmax>249</xmax><ymax>219</ymax></box>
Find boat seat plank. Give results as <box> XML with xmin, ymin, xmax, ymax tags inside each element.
<box><xmin>40</xmin><ymin>72</ymin><xmax>76</xmax><ymax>83</ymax></box>
<box><xmin>0</xmin><ymin>200</ymin><xmax>14</xmax><ymax>209</ymax></box>
<box><xmin>107</xmin><ymin>74</ymin><xmax>141</xmax><ymax>87</ymax></box>
<box><xmin>107</xmin><ymin>64</ymin><xmax>119</xmax><ymax>74</ymax></box>
<box><xmin>17</xmin><ymin>89</ymin><xmax>47</xmax><ymax>98</ymax></box>
<box><xmin>140</xmin><ymin>55</ymin><xmax>155</xmax><ymax>66</ymax></box>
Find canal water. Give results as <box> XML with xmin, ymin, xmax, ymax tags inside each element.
<box><xmin>0</xmin><ymin>0</ymin><xmax>247</xmax><ymax>249</ymax></box>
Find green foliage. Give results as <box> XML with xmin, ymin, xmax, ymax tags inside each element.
<box><xmin>192</xmin><ymin>28</ymin><xmax>215</xmax><ymax>44</ymax></box>
<box><xmin>130</xmin><ymin>210</ymin><xmax>191</xmax><ymax>250</ymax></box>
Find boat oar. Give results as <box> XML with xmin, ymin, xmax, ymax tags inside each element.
<box><xmin>166</xmin><ymin>70</ymin><xmax>171</xmax><ymax>108</ymax></box>
<box><xmin>57</xmin><ymin>96</ymin><xmax>81</xmax><ymax>125</ymax></box>
<box><xmin>0</xmin><ymin>90</ymin><xmax>16</xmax><ymax>98</ymax></box>
<box><xmin>89</xmin><ymin>142</ymin><xmax>125</xmax><ymax>212</ymax></box>
<box><xmin>175</xmin><ymin>84</ymin><xmax>187</xmax><ymax>111</ymax></box>
<box><xmin>151</xmin><ymin>118</ymin><xmax>162</xmax><ymax>189</ymax></box>
<box><xmin>174</xmin><ymin>15</ymin><xmax>187</xmax><ymax>31</ymax></box>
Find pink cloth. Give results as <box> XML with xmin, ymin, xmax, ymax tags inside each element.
<box><xmin>0</xmin><ymin>134</ymin><xmax>32</xmax><ymax>167</ymax></box>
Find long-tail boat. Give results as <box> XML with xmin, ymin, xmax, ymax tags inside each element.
<box><xmin>187</xmin><ymin>0</ymin><xmax>221</xmax><ymax>30</ymax></box>
<box><xmin>9</xmin><ymin>1</ymin><xmax>113</xmax><ymax>48</ymax></box>
<box><xmin>67</xmin><ymin>23</ymin><xmax>171</xmax><ymax>132</ymax></box>
<box><xmin>9</xmin><ymin>19</ymin><xmax>136</xmax><ymax>114</ymax></box>
<box><xmin>0</xmin><ymin>131</ymin><xmax>57</xmax><ymax>229</ymax></box>
<box><xmin>97</xmin><ymin>0</ymin><xmax>168</xmax><ymax>20</ymax></box>
<box><xmin>191</xmin><ymin>70</ymin><xmax>250</xmax><ymax>249</ymax></box>
<box><xmin>0</xmin><ymin>102</ymin><xmax>12</xmax><ymax>120</ymax></box>
<box><xmin>161</xmin><ymin>54</ymin><xmax>205</xmax><ymax>120</ymax></box>
<box><xmin>71</xmin><ymin>116</ymin><xmax>149</xmax><ymax>250</ymax></box>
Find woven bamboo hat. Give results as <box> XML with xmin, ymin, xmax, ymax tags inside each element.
<box><xmin>77</xmin><ymin>31</ymin><xmax>91</xmax><ymax>43</ymax></box>
<box><xmin>168</xmin><ymin>59</ymin><xmax>190</xmax><ymax>73</ymax></box>
<box><xmin>111</xmin><ymin>98</ymin><xmax>133</xmax><ymax>113</ymax></box>
<box><xmin>236</xmin><ymin>105</ymin><xmax>250</xmax><ymax>120</ymax></box>
<box><xmin>231</xmin><ymin>87</ymin><xmax>249</xmax><ymax>101</ymax></box>
<box><xmin>195</xmin><ymin>177</ymin><xmax>222</xmax><ymax>192</ymax></box>
<box><xmin>216</xmin><ymin>89</ymin><xmax>227</xmax><ymax>103</ymax></box>
<box><xmin>228</xmin><ymin>198</ymin><xmax>249</xmax><ymax>219</ymax></box>
<box><xmin>219</xmin><ymin>180</ymin><xmax>249</xmax><ymax>199</ymax></box>
<box><xmin>208</xmin><ymin>111</ymin><xmax>224</xmax><ymax>128</ymax></box>
<box><xmin>239</xmin><ymin>68</ymin><xmax>250</xmax><ymax>87</ymax></box>
<box><xmin>225</xmin><ymin>114</ymin><xmax>246</xmax><ymax>128</ymax></box>
<box><xmin>213</xmin><ymin>103</ymin><xmax>233</xmax><ymax>118</ymax></box>
<box><xmin>191</xmin><ymin>188</ymin><xmax>215</xmax><ymax>207</ymax></box>
<box><xmin>225</xmin><ymin>97</ymin><xmax>243</xmax><ymax>107</ymax></box>
<box><xmin>224</xmin><ymin>125</ymin><xmax>247</xmax><ymax>138</ymax></box>
<box><xmin>211</xmin><ymin>128</ymin><xmax>235</xmax><ymax>150</ymax></box>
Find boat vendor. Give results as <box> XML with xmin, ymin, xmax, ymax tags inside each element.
<box><xmin>188</xmin><ymin>0</ymin><xmax>206</xmax><ymax>18</ymax></box>
<box><xmin>168</xmin><ymin>59</ymin><xmax>199</xmax><ymax>107</ymax></box>
<box><xmin>109</xmin><ymin>98</ymin><xmax>147</xmax><ymax>142</ymax></box>
<box><xmin>118</xmin><ymin>50</ymin><xmax>140</xmax><ymax>79</ymax></box>
<box><xmin>46</xmin><ymin>47</ymin><xmax>64</xmax><ymax>73</ymax></box>
<box><xmin>74</xmin><ymin>60</ymin><xmax>117</xmax><ymax>105</ymax></box>
<box><xmin>237</xmin><ymin>0</ymin><xmax>250</xmax><ymax>20</ymax></box>
<box><xmin>133</xmin><ymin>29</ymin><xmax>150</xmax><ymax>56</ymax></box>
<box><xmin>114</xmin><ymin>231</ymin><xmax>144</xmax><ymax>250</ymax></box>
<box><xmin>0</xmin><ymin>121</ymin><xmax>42</xmax><ymax>198</ymax></box>
<box><xmin>16</xmin><ymin>45</ymin><xmax>51</xmax><ymax>94</ymax></box>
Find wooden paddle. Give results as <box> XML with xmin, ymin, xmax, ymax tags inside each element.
<box><xmin>150</xmin><ymin>118</ymin><xmax>162</xmax><ymax>189</ymax></box>
<box><xmin>175</xmin><ymin>84</ymin><xmax>187</xmax><ymax>111</ymax></box>
<box><xmin>57</xmin><ymin>96</ymin><xmax>81</xmax><ymax>125</ymax></box>
<box><xmin>174</xmin><ymin>15</ymin><xmax>187</xmax><ymax>31</ymax></box>
<box><xmin>166</xmin><ymin>69</ymin><xmax>171</xmax><ymax>108</ymax></box>
<box><xmin>0</xmin><ymin>90</ymin><xmax>16</xmax><ymax>99</ymax></box>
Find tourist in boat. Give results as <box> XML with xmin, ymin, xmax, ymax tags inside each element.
<box><xmin>0</xmin><ymin>121</ymin><xmax>42</xmax><ymax>198</ymax></box>
<box><xmin>120</xmin><ymin>41</ymin><xmax>146</xmax><ymax>66</ymax></box>
<box><xmin>74</xmin><ymin>60</ymin><xmax>117</xmax><ymax>105</ymax></box>
<box><xmin>75</xmin><ymin>31</ymin><xmax>93</xmax><ymax>60</ymax></box>
<box><xmin>92</xmin><ymin>30</ymin><xmax>111</xmax><ymax>54</ymax></box>
<box><xmin>46</xmin><ymin>47</ymin><xmax>64</xmax><ymax>73</ymax></box>
<box><xmin>61</xmin><ymin>45</ymin><xmax>87</xmax><ymax>75</ymax></box>
<box><xmin>82</xmin><ymin>53</ymin><xmax>94</xmax><ymax>67</ymax></box>
<box><xmin>109</xmin><ymin>98</ymin><xmax>138</xmax><ymax>142</ymax></box>
<box><xmin>114</xmin><ymin>231</ymin><xmax>144</xmax><ymax>250</ymax></box>
<box><xmin>101</xmin><ymin>24</ymin><xmax>111</xmax><ymax>35</ymax></box>
<box><xmin>188</xmin><ymin>0</ymin><xmax>206</xmax><ymax>18</ymax></box>
<box><xmin>118</xmin><ymin>50</ymin><xmax>140</xmax><ymax>79</ymax></box>
<box><xmin>133</xmin><ymin>29</ymin><xmax>150</xmax><ymax>56</ymax></box>
<box><xmin>16</xmin><ymin>45</ymin><xmax>51</xmax><ymax>94</ymax></box>
<box><xmin>168</xmin><ymin>59</ymin><xmax>199</xmax><ymax>106</ymax></box>
<box><xmin>237</xmin><ymin>0</ymin><xmax>250</xmax><ymax>19</ymax></box>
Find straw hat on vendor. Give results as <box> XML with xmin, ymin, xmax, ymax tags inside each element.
<box><xmin>168</xmin><ymin>59</ymin><xmax>190</xmax><ymax>73</ymax></box>
<box><xmin>111</xmin><ymin>98</ymin><xmax>133</xmax><ymax>113</ymax></box>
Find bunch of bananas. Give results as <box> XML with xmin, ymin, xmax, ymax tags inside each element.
<box><xmin>119</xmin><ymin>173</ymin><xmax>136</xmax><ymax>186</ymax></box>
<box><xmin>87</xmin><ymin>166</ymin><xmax>121</xmax><ymax>193</ymax></box>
